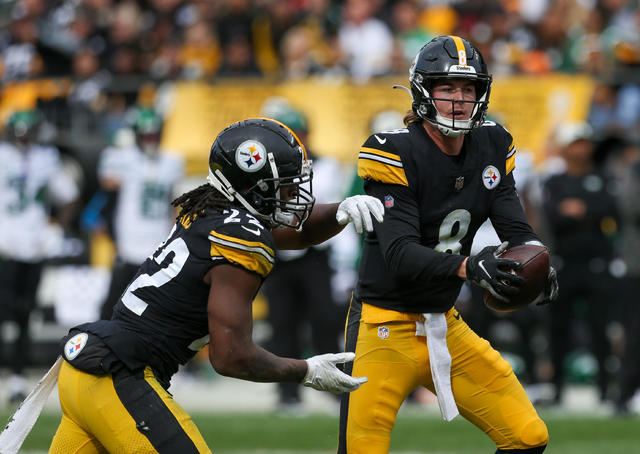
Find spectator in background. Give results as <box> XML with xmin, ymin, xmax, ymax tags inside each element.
<box><xmin>177</xmin><ymin>19</ymin><xmax>221</xmax><ymax>80</ymax></box>
<box><xmin>68</xmin><ymin>47</ymin><xmax>109</xmax><ymax>110</ymax></box>
<box><xmin>616</xmin><ymin>144</ymin><xmax>640</xmax><ymax>414</ymax></box>
<box><xmin>0</xmin><ymin>109</ymin><xmax>79</xmax><ymax>403</ymax></box>
<box><xmin>338</xmin><ymin>0</ymin><xmax>393</xmax><ymax>82</ymax></box>
<box><xmin>261</xmin><ymin>104</ymin><xmax>347</xmax><ymax>412</ymax></box>
<box><xmin>541</xmin><ymin>122</ymin><xmax>621</xmax><ymax>405</ymax></box>
<box><xmin>216</xmin><ymin>34</ymin><xmax>262</xmax><ymax>77</ymax></box>
<box><xmin>98</xmin><ymin>107</ymin><xmax>184</xmax><ymax>320</ymax></box>
<box><xmin>1</xmin><ymin>13</ymin><xmax>43</xmax><ymax>82</ymax></box>
<box><xmin>391</xmin><ymin>0</ymin><xmax>433</xmax><ymax>66</ymax></box>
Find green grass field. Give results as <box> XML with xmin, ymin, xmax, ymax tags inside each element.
<box><xmin>6</xmin><ymin>409</ymin><xmax>640</xmax><ymax>453</ymax></box>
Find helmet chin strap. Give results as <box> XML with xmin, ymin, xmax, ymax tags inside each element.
<box><xmin>432</xmin><ymin>113</ymin><xmax>472</xmax><ymax>137</ymax></box>
<box><xmin>206</xmin><ymin>169</ymin><xmax>235</xmax><ymax>201</ymax></box>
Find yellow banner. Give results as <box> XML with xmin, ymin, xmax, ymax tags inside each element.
<box><xmin>162</xmin><ymin>75</ymin><xmax>595</xmax><ymax>174</ymax></box>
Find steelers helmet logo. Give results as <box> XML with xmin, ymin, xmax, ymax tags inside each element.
<box><xmin>236</xmin><ymin>140</ymin><xmax>267</xmax><ymax>173</ymax></box>
<box><xmin>482</xmin><ymin>165</ymin><xmax>501</xmax><ymax>190</ymax></box>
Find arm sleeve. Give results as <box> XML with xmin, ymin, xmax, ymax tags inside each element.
<box><xmin>365</xmin><ymin>179</ymin><xmax>465</xmax><ymax>282</ymax></box>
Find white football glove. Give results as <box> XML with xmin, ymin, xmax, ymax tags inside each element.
<box><xmin>302</xmin><ymin>352</ymin><xmax>367</xmax><ymax>394</ymax></box>
<box><xmin>336</xmin><ymin>195</ymin><xmax>384</xmax><ymax>234</ymax></box>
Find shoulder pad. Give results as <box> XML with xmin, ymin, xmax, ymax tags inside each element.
<box><xmin>207</xmin><ymin>208</ymin><xmax>275</xmax><ymax>278</ymax></box>
<box><xmin>481</xmin><ymin>121</ymin><xmax>516</xmax><ymax>175</ymax></box>
<box><xmin>358</xmin><ymin>133</ymin><xmax>409</xmax><ymax>186</ymax></box>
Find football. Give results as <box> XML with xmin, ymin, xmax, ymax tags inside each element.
<box><xmin>483</xmin><ymin>244</ymin><xmax>550</xmax><ymax>312</ymax></box>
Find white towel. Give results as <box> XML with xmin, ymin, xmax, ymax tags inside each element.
<box><xmin>423</xmin><ymin>313</ymin><xmax>459</xmax><ymax>421</ymax></box>
<box><xmin>0</xmin><ymin>356</ymin><xmax>63</xmax><ymax>454</ymax></box>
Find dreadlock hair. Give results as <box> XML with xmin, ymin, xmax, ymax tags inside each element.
<box><xmin>171</xmin><ymin>183</ymin><xmax>232</xmax><ymax>220</ymax></box>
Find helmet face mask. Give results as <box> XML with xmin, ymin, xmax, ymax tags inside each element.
<box><xmin>409</xmin><ymin>36</ymin><xmax>492</xmax><ymax>137</ymax></box>
<box><xmin>207</xmin><ymin>118</ymin><xmax>315</xmax><ymax>230</ymax></box>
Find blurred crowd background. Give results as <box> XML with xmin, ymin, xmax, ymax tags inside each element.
<box><xmin>1</xmin><ymin>0</ymin><xmax>640</xmax><ymax>415</ymax></box>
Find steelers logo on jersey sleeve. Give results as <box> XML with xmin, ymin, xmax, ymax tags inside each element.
<box><xmin>236</xmin><ymin>140</ymin><xmax>267</xmax><ymax>172</ymax></box>
<box><xmin>482</xmin><ymin>165</ymin><xmax>501</xmax><ymax>190</ymax></box>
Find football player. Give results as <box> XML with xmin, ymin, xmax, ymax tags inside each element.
<box><xmin>42</xmin><ymin>118</ymin><xmax>383</xmax><ymax>453</ymax></box>
<box><xmin>0</xmin><ymin>110</ymin><xmax>79</xmax><ymax>403</ymax></box>
<box><xmin>338</xmin><ymin>36</ymin><xmax>558</xmax><ymax>454</ymax></box>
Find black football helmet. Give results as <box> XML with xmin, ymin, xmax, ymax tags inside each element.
<box><xmin>409</xmin><ymin>35</ymin><xmax>492</xmax><ymax>137</ymax></box>
<box><xmin>207</xmin><ymin>118</ymin><xmax>314</xmax><ymax>229</ymax></box>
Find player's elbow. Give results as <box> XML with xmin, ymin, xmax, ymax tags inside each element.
<box><xmin>210</xmin><ymin>355</ymin><xmax>243</xmax><ymax>378</ymax></box>
<box><xmin>209</xmin><ymin>349</ymin><xmax>252</xmax><ymax>379</ymax></box>
<box><xmin>385</xmin><ymin>246</ymin><xmax>425</xmax><ymax>281</ymax></box>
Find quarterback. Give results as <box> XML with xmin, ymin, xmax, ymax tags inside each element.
<box><xmin>338</xmin><ymin>36</ymin><xmax>558</xmax><ymax>453</ymax></box>
<box><xmin>0</xmin><ymin>118</ymin><xmax>384</xmax><ymax>454</ymax></box>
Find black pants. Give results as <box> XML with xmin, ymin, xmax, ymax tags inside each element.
<box><xmin>0</xmin><ymin>258</ymin><xmax>43</xmax><ymax>374</ymax></box>
<box><xmin>550</xmin><ymin>260</ymin><xmax>615</xmax><ymax>401</ymax></box>
<box><xmin>619</xmin><ymin>275</ymin><xmax>640</xmax><ymax>404</ymax></box>
<box><xmin>262</xmin><ymin>248</ymin><xmax>345</xmax><ymax>403</ymax></box>
<box><xmin>100</xmin><ymin>260</ymin><xmax>140</xmax><ymax>320</ymax></box>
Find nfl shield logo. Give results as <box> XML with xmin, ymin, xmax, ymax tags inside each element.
<box><xmin>378</xmin><ymin>326</ymin><xmax>389</xmax><ymax>339</ymax></box>
<box><xmin>455</xmin><ymin>176</ymin><xmax>464</xmax><ymax>191</ymax></box>
<box><xmin>384</xmin><ymin>195</ymin><xmax>394</xmax><ymax>208</ymax></box>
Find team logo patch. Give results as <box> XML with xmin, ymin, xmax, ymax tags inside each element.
<box><xmin>482</xmin><ymin>165</ymin><xmax>501</xmax><ymax>190</ymax></box>
<box><xmin>378</xmin><ymin>326</ymin><xmax>389</xmax><ymax>339</ymax></box>
<box><xmin>64</xmin><ymin>332</ymin><xmax>88</xmax><ymax>361</ymax></box>
<box><xmin>384</xmin><ymin>195</ymin><xmax>394</xmax><ymax>208</ymax></box>
<box><xmin>236</xmin><ymin>140</ymin><xmax>267</xmax><ymax>173</ymax></box>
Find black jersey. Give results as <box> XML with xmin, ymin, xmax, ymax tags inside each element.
<box><xmin>74</xmin><ymin>207</ymin><xmax>275</xmax><ymax>386</ymax></box>
<box><xmin>355</xmin><ymin>121</ymin><xmax>539</xmax><ymax>313</ymax></box>
<box><xmin>542</xmin><ymin>169</ymin><xmax>619</xmax><ymax>261</ymax></box>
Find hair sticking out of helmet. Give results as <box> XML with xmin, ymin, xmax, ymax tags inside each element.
<box><xmin>207</xmin><ymin>118</ymin><xmax>315</xmax><ymax>230</ymax></box>
<box><xmin>408</xmin><ymin>35</ymin><xmax>492</xmax><ymax>137</ymax></box>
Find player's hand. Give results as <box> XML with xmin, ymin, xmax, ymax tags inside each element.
<box><xmin>466</xmin><ymin>241</ymin><xmax>524</xmax><ymax>303</ymax></box>
<box><xmin>336</xmin><ymin>195</ymin><xmax>384</xmax><ymax>234</ymax></box>
<box><xmin>302</xmin><ymin>352</ymin><xmax>367</xmax><ymax>394</ymax></box>
<box><xmin>533</xmin><ymin>266</ymin><xmax>559</xmax><ymax>306</ymax></box>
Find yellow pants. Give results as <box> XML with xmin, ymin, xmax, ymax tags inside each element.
<box><xmin>49</xmin><ymin>360</ymin><xmax>210</xmax><ymax>454</ymax></box>
<box><xmin>338</xmin><ymin>302</ymin><xmax>548</xmax><ymax>454</ymax></box>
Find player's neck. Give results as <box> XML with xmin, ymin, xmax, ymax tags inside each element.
<box><xmin>422</xmin><ymin>122</ymin><xmax>464</xmax><ymax>156</ymax></box>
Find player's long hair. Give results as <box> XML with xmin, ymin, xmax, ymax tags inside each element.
<box><xmin>171</xmin><ymin>184</ymin><xmax>231</xmax><ymax>220</ymax></box>
<box><xmin>403</xmin><ymin>110</ymin><xmax>421</xmax><ymax>126</ymax></box>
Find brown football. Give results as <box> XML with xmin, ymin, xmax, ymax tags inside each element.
<box><xmin>483</xmin><ymin>244</ymin><xmax>550</xmax><ymax>312</ymax></box>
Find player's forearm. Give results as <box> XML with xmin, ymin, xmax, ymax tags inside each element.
<box><xmin>210</xmin><ymin>344</ymin><xmax>307</xmax><ymax>383</ymax></box>
<box><xmin>273</xmin><ymin>203</ymin><xmax>344</xmax><ymax>249</ymax></box>
<box><xmin>386</xmin><ymin>239</ymin><xmax>467</xmax><ymax>282</ymax></box>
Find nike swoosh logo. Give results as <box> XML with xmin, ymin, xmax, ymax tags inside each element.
<box><xmin>374</xmin><ymin>135</ymin><xmax>387</xmax><ymax>144</ymax></box>
<box><xmin>241</xmin><ymin>226</ymin><xmax>261</xmax><ymax>235</ymax></box>
<box><xmin>478</xmin><ymin>260</ymin><xmax>492</xmax><ymax>279</ymax></box>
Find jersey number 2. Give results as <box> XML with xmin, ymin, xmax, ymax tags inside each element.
<box><xmin>121</xmin><ymin>236</ymin><xmax>189</xmax><ymax>315</ymax></box>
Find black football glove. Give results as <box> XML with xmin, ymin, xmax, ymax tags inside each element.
<box><xmin>466</xmin><ymin>241</ymin><xmax>525</xmax><ymax>303</ymax></box>
<box><xmin>532</xmin><ymin>266</ymin><xmax>559</xmax><ymax>306</ymax></box>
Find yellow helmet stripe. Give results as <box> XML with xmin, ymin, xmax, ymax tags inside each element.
<box><xmin>258</xmin><ymin>116</ymin><xmax>308</xmax><ymax>162</ymax></box>
<box><xmin>448</xmin><ymin>35</ymin><xmax>467</xmax><ymax>66</ymax></box>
